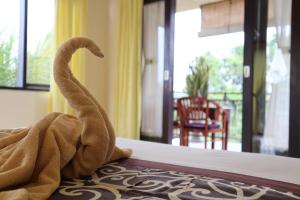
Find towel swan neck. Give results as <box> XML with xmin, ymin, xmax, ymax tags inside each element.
<box><xmin>53</xmin><ymin>37</ymin><xmax>116</xmax><ymax>177</ymax></box>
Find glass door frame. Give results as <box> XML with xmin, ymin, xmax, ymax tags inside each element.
<box><xmin>242</xmin><ymin>0</ymin><xmax>300</xmax><ymax>158</ymax></box>
<box><xmin>144</xmin><ymin>0</ymin><xmax>300</xmax><ymax>154</ymax></box>
<box><xmin>143</xmin><ymin>0</ymin><xmax>176</xmax><ymax>144</ymax></box>
<box><xmin>289</xmin><ymin>0</ymin><xmax>300</xmax><ymax>158</ymax></box>
<box><xmin>242</xmin><ymin>0</ymin><xmax>268</xmax><ymax>152</ymax></box>
<box><xmin>161</xmin><ymin>0</ymin><xmax>176</xmax><ymax>144</ymax></box>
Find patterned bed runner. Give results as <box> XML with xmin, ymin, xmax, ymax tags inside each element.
<box><xmin>50</xmin><ymin>158</ymin><xmax>300</xmax><ymax>200</ymax></box>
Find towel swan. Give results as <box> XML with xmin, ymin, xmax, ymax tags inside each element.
<box><xmin>0</xmin><ymin>37</ymin><xmax>131</xmax><ymax>200</ymax></box>
<box><xmin>54</xmin><ymin>37</ymin><xmax>132</xmax><ymax>177</ymax></box>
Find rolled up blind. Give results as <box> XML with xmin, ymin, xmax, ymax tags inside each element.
<box><xmin>199</xmin><ymin>0</ymin><xmax>274</xmax><ymax>37</ymax></box>
<box><xmin>199</xmin><ymin>0</ymin><xmax>244</xmax><ymax>36</ymax></box>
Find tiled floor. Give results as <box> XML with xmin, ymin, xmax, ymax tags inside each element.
<box><xmin>172</xmin><ymin>134</ymin><xmax>241</xmax><ymax>152</ymax></box>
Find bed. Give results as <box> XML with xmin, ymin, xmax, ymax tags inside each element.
<box><xmin>50</xmin><ymin>138</ymin><xmax>300</xmax><ymax>199</ymax></box>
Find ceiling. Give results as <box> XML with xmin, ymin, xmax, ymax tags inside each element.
<box><xmin>194</xmin><ymin>0</ymin><xmax>223</xmax><ymax>5</ymax></box>
<box><xmin>176</xmin><ymin>0</ymin><xmax>223</xmax><ymax>12</ymax></box>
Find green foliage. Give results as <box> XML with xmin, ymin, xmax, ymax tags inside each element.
<box><xmin>0</xmin><ymin>30</ymin><xmax>53</xmax><ymax>87</ymax></box>
<box><xmin>0</xmin><ymin>35</ymin><xmax>18</xmax><ymax>87</ymax></box>
<box><xmin>195</xmin><ymin>47</ymin><xmax>243</xmax><ymax>142</ymax></box>
<box><xmin>184</xmin><ymin>48</ymin><xmax>244</xmax><ymax>141</ymax></box>
<box><xmin>182</xmin><ymin>34</ymin><xmax>277</xmax><ymax>143</ymax></box>
<box><xmin>223</xmin><ymin>46</ymin><xmax>243</xmax><ymax>89</ymax></box>
<box><xmin>202</xmin><ymin>52</ymin><xmax>223</xmax><ymax>92</ymax></box>
<box><xmin>185</xmin><ymin>57</ymin><xmax>210</xmax><ymax>97</ymax></box>
<box><xmin>207</xmin><ymin>46</ymin><xmax>243</xmax><ymax>94</ymax></box>
<box><xmin>27</xmin><ymin>31</ymin><xmax>54</xmax><ymax>84</ymax></box>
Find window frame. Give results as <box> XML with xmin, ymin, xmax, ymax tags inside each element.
<box><xmin>0</xmin><ymin>0</ymin><xmax>50</xmax><ymax>91</ymax></box>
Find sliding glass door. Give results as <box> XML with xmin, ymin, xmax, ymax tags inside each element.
<box><xmin>173</xmin><ymin>0</ymin><xmax>244</xmax><ymax>150</ymax></box>
<box><xmin>141</xmin><ymin>1</ymin><xmax>165</xmax><ymax>140</ymax></box>
<box><xmin>141</xmin><ymin>0</ymin><xmax>175</xmax><ymax>143</ymax></box>
<box><xmin>242</xmin><ymin>0</ymin><xmax>298</xmax><ymax>157</ymax></box>
<box><xmin>259</xmin><ymin>0</ymin><xmax>291</xmax><ymax>155</ymax></box>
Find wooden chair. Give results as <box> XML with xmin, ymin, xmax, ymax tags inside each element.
<box><xmin>172</xmin><ymin>99</ymin><xmax>181</xmax><ymax>138</ymax></box>
<box><xmin>177</xmin><ymin>96</ymin><xmax>228</xmax><ymax>150</ymax></box>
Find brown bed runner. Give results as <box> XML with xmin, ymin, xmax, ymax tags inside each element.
<box><xmin>50</xmin><ymin>158</ymin><xmax>300</xmax><ymax>200</ymax></box>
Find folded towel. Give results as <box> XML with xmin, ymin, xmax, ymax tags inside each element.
<box><xmin>0</xmin><ymin>37</ymin><xmax>132</xmax><ymax>200</ymax></box>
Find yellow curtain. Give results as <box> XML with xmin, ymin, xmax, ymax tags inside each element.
<box><xmin>48</xmin><ymin>0</ymin><xmax>87</xmax><ymax>115</ymax></box>
<box><xmin>112</xmin><ymin>0</ymin><xmax>142</xmax><ymax>139</ymax></box>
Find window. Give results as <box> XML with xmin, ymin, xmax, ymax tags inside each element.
<box><xmin>0</xmin><ymin>0</ymin><xmax>54</xmax><ymax>90</ymax></box>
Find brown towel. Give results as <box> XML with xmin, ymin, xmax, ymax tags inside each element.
<box><xmin>0</xmin><ymin>37</ymin><xmax>131</xmax><ymax>200</ymax></box>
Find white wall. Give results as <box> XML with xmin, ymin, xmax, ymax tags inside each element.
<box><xmin>0</xmin><ymin>90</ymin><xmax>49</xmax><ymax>128</ymax></box>
<box><xmin>0</xmin><ymin>0</ymin><xmax>116</xmax><ymax>129</ymax></box>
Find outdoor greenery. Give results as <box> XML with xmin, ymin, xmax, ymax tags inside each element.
<box><xmin>184</xmin><ymin>34</ymin><xmax>277</xmax><ymax>142</ymax></box>
<box><xmin>207</xmin><ymin>46</ymin><xmax>243</xmax><ymax>93</ymax></box>
<box><xmin>204</xmin><ymin>46</ymin><xmax>243</xmax><ymax>142</ymax></box>
<box><xmin>27</xmin><ymin>32</ymin><xmax>54</xmax><ymax>84</ymax></box>
<box><xmin>186</xmin><ymin>45</ymin><xmax>243</xmax><ymax>94</ymax></box>
<box><xmin>186</xmin><ymin>57</ymin><xmax>210</xmax><ymax>97</ymax></box>
<box><xmin>0</xmin><ymin>31</ymin><xmax>53</xmax><ymax>87</ymax></box>
<box><xmin>184</xmin><ymin>45</ymin><xmax>244</xmax><ymax>142</ymax></box>
<box><xmin>0</xmin><ymin>35</ymin><xmax>18</xmax><ymax>87</ymax></box>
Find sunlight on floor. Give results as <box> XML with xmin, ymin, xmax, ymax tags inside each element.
<box><xmin>172</xmin><ymin>136</ymin><xmax>242</xmax><ymax>152</ymax></box>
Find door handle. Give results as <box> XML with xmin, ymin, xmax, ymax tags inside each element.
<box><xmin>244</xmin><ymin>65</ymin><xmax>250</xmax><ymax>78</ymax></box>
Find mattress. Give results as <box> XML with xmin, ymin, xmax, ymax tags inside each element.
<box><xmin>50</xmin><ymin>138</ymin><xmax>300</xmax><ymax>199</ymax></box>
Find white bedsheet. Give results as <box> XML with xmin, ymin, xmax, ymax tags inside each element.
<box><xmin>116</xmin><ymin>138</ymin><xmax>300</xmax><ymax>185</ymax></box>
